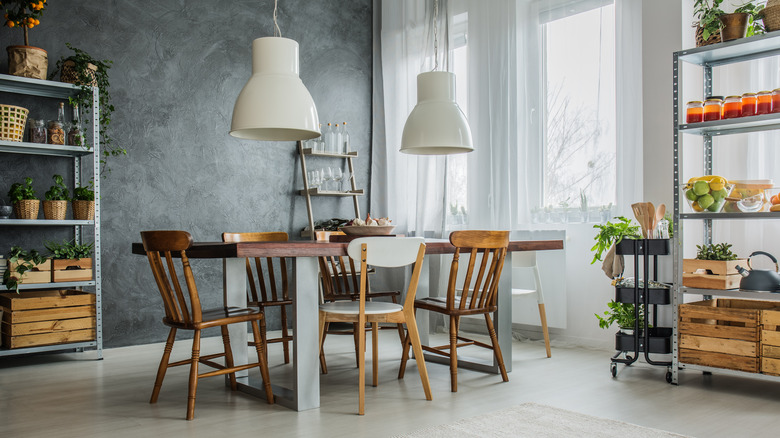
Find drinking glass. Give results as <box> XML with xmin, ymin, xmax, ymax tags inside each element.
<box><xmin>332</xmin><ymin>168</ymin><xmax>343</xmax><ymax>192</ymax></box>
<box><xmin>308</xmin><ymin>169</ymin><xmax>321</xmax><ymax>190</ymax></box>
<box><xmin>322</xmin><ymin>167</ymin><xmax>334</xmax><ymax>191</ymax></box>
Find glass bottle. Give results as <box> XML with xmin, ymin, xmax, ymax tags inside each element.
<box><xmin>741</xmin><ymin>92</ymin><xmax>757</xmax><ymax>117</ymax></box>
<box><xmin>57</xmin><ymin>102</ymin><xmax>65</xmax><ymax>123</ymax></box>
<box><xmin>703</xmin><ymin>97</ymin><xmax>722</xmax><ymax>121</ymax></box>
<box><xmin>333</xmin><ymin>123</ymin><xmax>342</xmax><ymax>154</ymax></box>
<box><xmin>67</xmin><ymin>104</ymin><xmax>81</xmax><ymax>146</ymax></box>
<box><xmin>341</xmin><ymin>121</ymin><xmax>350</xmax><ymax>153</ymax></box>
<box><xmin>722</xmin><ymin>96</ymin><xmax>742</xmax><ymax>119</ymax></box>
<box><xmin>324</xmin><ymin>123</ymin><xmax>335</xmax><ymax>153</ymax></box>
<box><xmin>772</xmin><ymin>89</ymin><xmax>780</xmax><ymax>113</ymax></box>
<box><xmin>685</xmin><ymin>101</ymin><xmax>703</xmax><ymax>123</ymax></box>
<box><xmin>48</xmin><ymin>103</ymin><xmax>66</xmax><ymax>145</ymax></box>
<box><xmin>756</xmin><ymin>91</ymin><xmax>772</xmax><ymax>115</ymax></box>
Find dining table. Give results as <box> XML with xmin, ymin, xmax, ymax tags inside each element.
<box><xmin>132</xmin><ymin>236</ymin><xmax>563</xmax><ymax>411</ymax></box>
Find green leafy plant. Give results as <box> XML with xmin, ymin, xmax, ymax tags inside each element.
<box><xmin>44</xmin><ymin>174</ymin><xmax>69</xmax><ymax>201</ymax></box>
<box><xmin>694</xmin><ymin>0</ymin><xmax>726</xmax><ymax>41</ymax></box>
<box><xmin>72</xmin><ymin>182</ymin><xmax>95</xmax><ymax>201</ymax></box>
<box><xmin>696</xmin><ymin>242</ymin><xmax>739</xmax><ymax>260</ymax></box>
<box><xmin>7</xmin><ymin>177</ymin><xmax>37</xmax><ymax>202</ymax></box>
<box><xmin>49</xmin><ymin>43</ymin><xmax>125</xmax><ymax>177</ymax></box>
<box><xmin>735</xmin><ymin>1</ymin><xmax>765</xmax><ymax>37</ymax></box>
<box><xmin>590</xmin><ymin>216</ymin><xmax>641</xmax><ymax>264</ymax></box>
<box><xmin>45</xmin><ymin>239</ymin><xmax>93</xmax><ymax>260</ymax></box>
<box><xmin>595</xmin><ymin>301</ymin><xmax>645</xmax><ymax>330</ymax></box>
<box><xmin>2</xmin><ymin>246</ymin><xmax>47</xmax><ymax>293</ymax></box>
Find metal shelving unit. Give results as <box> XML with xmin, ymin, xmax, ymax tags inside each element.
<box><xmin>0</xmin><ymin>73</ymin><xmax>102</xmax><ymax>359</ymax></box>
<box><xmin>672</xmin><ymin>34</ymin><xmax>780</xmax><ymax>385</ymax></box>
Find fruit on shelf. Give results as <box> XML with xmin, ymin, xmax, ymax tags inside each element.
<box><xmin>682</xmin><ymin>175</ymin><xmax>732</xmax><ymax>213</ymax></box>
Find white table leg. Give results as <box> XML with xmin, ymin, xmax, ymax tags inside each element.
<box><xmin>224</xmin><ymin>257</ymin><xmax>248</xmax><ymax>377</ymax></box>
<box><xmin>291</xmin><ymin>256</ymin><xmax>320</xmax><ymax>411</ymax></box>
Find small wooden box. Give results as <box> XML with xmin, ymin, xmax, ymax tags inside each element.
<box><xmin>761</xmin><ymin>308</ymin><xmax>780</xmax><ymax>376</ymax></box>
<box><xmin>7</xmin><ymin>258</ymin><xmax>52</xmax><ymax>284</ymax></box>
<box><xmin>679</xmin><ymin>299</ymin><xmax>780</xmax><ymax>373</ymax></box>
<box><xmin>682</xmin><ymin>259</ymin><xmax>744</xmax><ymax>290</ymax></box>
<box><xmin>51</xmin><ymin>258</ymin><xmax>93</xmax><ymax>283</ymax></box>
<box><xmin>0</xmin><ymin>289</ymin><xmax>96</xmax><ymax>349</ymax></box>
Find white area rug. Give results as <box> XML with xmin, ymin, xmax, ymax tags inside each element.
<box><xmin>392</xmin><ymin>403</ymin><xmax>689</xmax><ymax>438</ymax></box>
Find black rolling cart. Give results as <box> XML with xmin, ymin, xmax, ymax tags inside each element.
<box><xmin>611</xmin><ymin>238</ymin><xmax>673</xmax><ymax>382</ymax></box>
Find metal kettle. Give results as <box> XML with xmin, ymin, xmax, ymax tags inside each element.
<box><xmin>736</xmin><ymin>251</ymin><xmax>780</xmax><ymax>292</ymax></box>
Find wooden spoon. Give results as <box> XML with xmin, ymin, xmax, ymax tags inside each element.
<box><xmin>631</xmin><ymin>203</ymin><xmax>647</xmax><ymax>238</ymax></box>
<box><xmin>646</xmin><ymin>202</ymin><xmax>656</xmax><ymax>238</ymax></box>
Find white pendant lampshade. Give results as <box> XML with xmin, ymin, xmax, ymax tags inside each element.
<box><xmin>230</xmin><ymin>37</ymin><xmax>320</xmax><ymax>141</ymax></box>
<box><xmin>400</xmin><ymin>71</ymin><xmax>473</xmax><ymax>155</ymax></box>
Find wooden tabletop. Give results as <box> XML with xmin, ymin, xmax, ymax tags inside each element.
<box><xmin>131</xmin><ymin>239</ymin><xmax>563</xmax><ymax>259</ymax></box>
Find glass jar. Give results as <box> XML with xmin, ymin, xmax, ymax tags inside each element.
<box><xmin>756</xmin><ymin>90</ymin><xmax>772</xmax><ymax>115</ymax></box>
<box><xmin>741</xmin><ymin>92</ymin><xmax>757</xmax><ymax>117</ymax></box>
<box><xmin>703</xmin><ymin>98</ymin><xmax>722</xmax><ymax>121</ymax></box>
<box><xmin>47</xmin><ymin>120</ymin><xmax>65</xmax><ymax>145</ymax></box>
<box><xmin>722</xmin><ymin>95</ymin><xmax>742</xmax><ymax>119</ymax></box>
<box><xmin>685</xmin><ymin>101</ymin><xmax>704</xmax><ymax>123</ymax></box>
<box><xmin>772</xmin><ymin>89</ymin><xmax>780</xmax><ymax>114</ymax></box>
<box><xmin>28</xmin><ymin>119</ymin><xmax>46</xmax><ymax>143</ymax></box>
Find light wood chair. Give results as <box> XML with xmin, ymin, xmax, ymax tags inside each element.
<box><xmin>318</xmin><ymin>237</ymin><xmax>432</xmax><ymax>415</ymax></box>
<box><xmin>222</xmin><ymin>231</ymin><xmax>293</xmax><ymax>364</ymax></box>
<box><xmin>141</xmin><ymin>230</ymin><xmax>273</xmax><ymax>420</ymax></box>
<box><xmin>512</xmin><ymin>251</ymin><xmax>551</xmax><ymax>358</ymax></box>
<box><xmin>399</xmin><ymin>230</ymin><xmax>510</xmax><ymax>392</ymax></box>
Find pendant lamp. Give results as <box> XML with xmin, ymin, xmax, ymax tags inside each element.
<box><xmin>230</xmin><ymin>1</ymin><xmax>320</xmax><ymax>141</ymax></box>
<box><xmin>400</xmin><ymin>0</ymin><xmax>473</xmax><ymax>155</ymax></box>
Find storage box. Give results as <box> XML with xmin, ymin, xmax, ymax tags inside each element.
<box><xmin>682</xmin><ymin>259</ymin><xmax>744</xmax><ymax>290</ymax></box>
<box><xmin>0</xmin><ymin>289</ymin><xmax>96</xmax><ymax>349</ymax></box>
<box><xmin>761</xmin><ymin>308</ymin><xmax>780</xmax><ymax>376</ymax></box>
<box><xmin>51</xmin><ymin>258</ymin><xmax>93</xmax><ymax>283</ymax></box>
<box><xmin>6</xmin><ymin>258</ymin><xmax>52</xmax><ymax>284</ymax></box>
<box><xmin>679</xmin><ymin>299</ymin><xmax>780</xmax><ymax>373</ymax></box>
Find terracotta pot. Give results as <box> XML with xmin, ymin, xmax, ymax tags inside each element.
<box><xmin>13</xmin><ymin>199</ymin><xmax>40</xmax><ymax>219</ymax></box>
<box><xmin>7</xmin><ymin>45</ymin><xmax>48</xmax><ymax>80</ymax></box>
<box><xmin>720</xmin><ymin>13</ymin><xmax>749</xmax><ymax>42</ymax></box>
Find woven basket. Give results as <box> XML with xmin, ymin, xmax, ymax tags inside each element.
<box><xmin>13</xmin><ymin>200</ymin><xmax>40</xmax><ymax>220</ymax></box>
<box><xmin>43</xmin><ymin>200</ymin><xmax>68</xmax><ymax>220</ymax></box>
<box><xmin>761</xmin><ymin>5</ymin><xmax>780</xmax><ymax>32</ymax></box>
<box><xmin>696</xmin><ymin>26</ymin><xmax>722</xmax><ymax>47</ymax></box>
<box><xmin>0</xmin><ymin>104</ymin><xmax>28</xmax><ymax>142</ymax></box>
<box><xmin>60</xmin><ymin>60</ymin><xmax>98</xmax><ymax>86</ymax></box>
<box><xmin>72</xmin><ymin>200</ymin><xmax>95</xmax><ymax>220</ymax></box>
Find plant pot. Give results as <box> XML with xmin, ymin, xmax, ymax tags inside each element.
<box><xmin>72</xmin><ymin>200</ymin><xmax>95</xmax><ymax>220</ymax></box>
<box><xmin>42</xmin><ymin>200</ymin><xmax>67</xmax><ymax>220</ymax></box>
<box><xmin>6</xmin><ymin>45</ymin><xmax>48</xmax><ymax>80</ymax></box>
<box><xmin>695</xmin><ymin>26</ymin><xmax>722</xmax><ymax>47</ymax></box>
<box><xmin>13</xmin><ymin>199</ymin><xmax>39</xmax><ymax>220</ymax></box>
<box><xmin>720</xmin><ymin>13</ymin><xmax>749</xmax><ymax>42</ymax></box>
<box><xmin>761</xmin><ymin>5</ymin><xmax>780</xmax><ymax>32</ymax></box>
<box><xmin>60</xmin><ymin>60</ymin><xmax>98</xmax><ymax>86</ymax></box>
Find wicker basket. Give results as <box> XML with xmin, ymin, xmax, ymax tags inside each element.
<box><xmin>60</xmin><ymin>60</ymin><xmax>98</xmax><ymax>86</ymax></box>
<box><xmin>0</xmin><ymin>104</ymin><xmax>28</xmax><ymax>142</ymax></box>
<box><xmin>13</xmin><ymin>200</ymin><xmax>40</xmax><ymax>220</ymax></box>
<box><xmin>43</xmin><ymin>200</ymin><xmax>68</xmax><ymax>220</ymax></box>
<box><xmin>761</xmin><ymin>5</ymin><xmax>780</xmax><ymax>32</ymax></box>
<box><xmin>72</xmin><ymin>200</ymin><xmax>95</xmax><ymax>220</ymax></box>
<box><xmin>696</xmin><ymin>26</ymin><xmax>722</xmax><ymax>47</ymax></box>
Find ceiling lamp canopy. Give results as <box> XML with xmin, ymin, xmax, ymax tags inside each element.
<box><xmin>400</xmin><ymin>71</ymin><xmax>473</xmax><ymax>155</ymax></box>
<box><xmin>230</xmin><ymin>36</ymin><xmax>320</xmax><ymax>141</ymax></box>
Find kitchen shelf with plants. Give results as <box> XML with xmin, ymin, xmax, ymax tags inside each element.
<box><xmin>297</xmin><ymin>142</ymin><xmax>362</xmax><ymax>239</ymax></box>
<box><xmin>672</xmin><ymin>33</ymin><xmax>780</xmax><ymax>385</ymax></box>
<box><xmin>0</xmin><ymin>73</ymin><xmax>102</xmax><ymax>359</ymax></box>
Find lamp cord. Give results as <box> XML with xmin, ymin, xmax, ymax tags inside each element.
<box><xmin>433</xmin><ymin>0</ymin><xmax>439</xmax><ymax>71</ymax></box>
<box><xmin>273</xmin><ymin>0</ymin><xmax>282</xmax><ymax>37</ymax></box>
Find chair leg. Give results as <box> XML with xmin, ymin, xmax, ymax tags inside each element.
<box><xmin>319</xmin><ymin>315</ymin><xmax>329</xmax><ymax>374</ymax></box>
<box><xmin>358</xmin><ymin>315</ymin><xmax>366</xmax><ymax>415</ymax></box>
<box><xmin>221</xmin><ymin>326</ymin><xmax>237</xmax><ymax>391</ymax></box>
<box><xmin>281</xmin><ymin>305</ymin><xmax>291</xmax><ymax>364</ymax></box>
<box><xmin>404</xmin><ymin>311</ymin><xmax>432</xmax><ymax>401</ymax></box>
<box><xmin>485</xmin><ymin>313</ymin><xmax>509</xmax><ymax>382</ymax></box>
<box><xmin>150</xmin><ymin>327</ymin><xmax>177</xmax><ymax>404</ymax></box>
<box><xmin>391</xmin><ymin>295</ymin><xmax>405</xmax><ymax>345</ymax></box>
<box><xmin>449</xmin><ymin>315</ymin><xmax>458</xmax><ymax>393</ymax></box>
<box><xmin>251</xmin><ymin>319</ymin><xmax>274</xmax><ymax>404</ymax></box>
<box><xmin>538</xmin><ymin>303</ymin><xmax>551</xmax><ymax>358</ymax></box>
<box><xmin>398</xmin><ymin>330</ymin><xmax>411</xmax><ymax>379</ymax></box>
<box><xmin>372</xmin><ymin>322</ymin><xmax>378</xmax><ymax>387</ymax></box>
<box><xmin>353</xmin><ymin>322</ymin><xmax>361</xmax><ymax>368</ymax></box>
<box><xmin>186</xmin><ymin>329</ymin><xmax>201</xmax><ymax>420</ymax></box>
<box><xmin>260</xmin><ymin>313</ymin><xmax>269</xmax><ymax>364</ymax></box>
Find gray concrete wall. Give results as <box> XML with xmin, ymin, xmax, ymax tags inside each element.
<box><xmin>0</xmin><ymin>0</ymin><xmax>372</xmax><ymax>347</ymax></box>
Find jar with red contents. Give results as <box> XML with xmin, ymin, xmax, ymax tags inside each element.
<box><xmin>742</xmin><ymin>92</ymin><xmax>757</xmax><ymax>117</ymax></box>
<box><xmin>703</xmin><ymin>98</ymin><xmax>723</xmax><ymax>121</ymax></box>
<box><xmin>685</xmin><ymin>101</ymin><xmax>704</xmax><ymax>123</ymax></box>
<box><xmin>772</xmin><ymin>89</ymin><xmax>780</xmax><ymax>113</ymax></box>
<box><xmin>722</xmin><ymin>96</ymin><xmax>742</xmax><ymax>119</ymax></box>
<box><xmin>756</xmin><ymin>91</ymin><xmax>772</xmax><ymax>115</ymax></box>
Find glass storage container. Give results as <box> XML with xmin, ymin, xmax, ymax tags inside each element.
<box><xmin>703</xmin><ymin>98</ymin><xmax>722</xmax><ymax>121</ymax></box>
<box><xmin>741</xmin><ymin>92</ymin><xmax>757</xmax><ymax>116</ymax></box>
<box><xmin>685</xmin><ymin>101</ymin><xmax>704</xmax><ymax>123</ymax></box>
<box><xmin>756</xmin><ymin>90</ymin><xmax>772</xmax><ymax>114</ymax></box>
<box><xmin>722</xmin><ymin>96</ymin><xmax>742</xmax><ymax>119</ymax></box>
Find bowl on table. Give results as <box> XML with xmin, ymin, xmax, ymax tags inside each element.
<box><xmin>338</xmin><ymin>225</ymin><xmax>395</xmax><ymax>236</ymax></box>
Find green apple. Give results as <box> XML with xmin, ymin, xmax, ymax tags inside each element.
<box><xmin>693</xmin><ymin>180</ymin><xmax>710</xmax><ymax>196</ymax></box>
<box><xmin>686</xmin><ymin>189</ymin><xmax>699</xmax><ymax>201</ymax></box>
<box><xmin>698</xmin><ymin>193</ymin><xmax>715</xmax><ymax>210</ymax></box>
<box><xmin>712</xmin><ymin>188</ymin><xmax>728</xmax><ymax>201</ymax></box>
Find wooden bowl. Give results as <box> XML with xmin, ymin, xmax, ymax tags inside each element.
<box><xmin>338</xmin><ymin>225</ymin><xmax>395</xmax><ymax>236</ymax></box>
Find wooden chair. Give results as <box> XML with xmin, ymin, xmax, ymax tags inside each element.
<box><xmin>222</xmin><ymin>231</ymin><xmax>293</xmax><ymax>364</ymax></box>
<box><xmin>399</xmin><ymin>230</ymin><xmax>510</xmax><ymax>392</ymax></box>
<box><xmin>512</xmin><ymin>251</ymin><xmax>551</xmax><ymax>358</ymax></box>
<box><xmin>318</xmin><ymin>237</ymin><xmax>432</xmax><ymax>415</ymax></box>
<box><xmin>141</xmin><ymin>230</ymin><xmax>273</xmax><ymax>420</ymax></box>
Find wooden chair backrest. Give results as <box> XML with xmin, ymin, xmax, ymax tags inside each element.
<box><xmin>141</xmin><ymin>230</ymin><xmax>202</xmax><ymax>324</ymax></box>
<box><xmin>319</xmin><ymin>254</ymin><xmax>360</xmax><ymax>302</ymax></box>
<box><xmin>222</xmin><ymin>232</ymin><xmax>289</xmax><ymax>305</ymax></box>
<box><xmin>346</xmin><ymin>237</ymin><xmax>426</xmax><ymax>310</ymax></box>
<box><xmin>447</xmin><ymin>230</ymin><xmax>509</xmax><ymax>311</ymax></box>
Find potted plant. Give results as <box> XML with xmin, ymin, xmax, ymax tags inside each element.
<box><xmin>595</xmin><ymin>301</ymin><xmax>645</xmax><ymax>334</ymax></box>
<box><xmin>42</xmin><ymin>174</ymin><xmax>69</xmax><ymax>220</ymax></box>
<box><xmin>2</xmin><ymin>245</ymin><xmax>49</xmax><ymax>293</ymax></box>
<box><xmin>45</xmin><ymin>239</ymin><xmax>93</xmax><ymax>282</ymax></box>
<box><xmin>683</xmin><ymin>242</ymin><xmax>744</xmax><ymax>289</ymax></box>
<box><xmin>50</xmin><ymin>44</ymin><xmax>125</xmax><ymax>176</ymax></box>
<box><xmin>694</xmin><ymin>0</ymin><xmax>726</xmax><ymax>46</ymax></box>
<box><xmin>71</xmin><ymin>181</ymin><xmax>95</xmax><ymax>220</ymax></box>
<box><xmin>734</xmin><ymin>1</ymin><xmax>766</xmax><ymax>37</ymax></box>
<box><xmin>590</xmin><ymin>216</ymin><xmax>641</xmax><ymax>265</ymax></box>
<box><xmin>2</xmin><ymin>0</ymin><xmax>48</xmax><ymax>79</ymax></box>
<box><xmin>7</xmin><ymin>176</ymin><xmax>39</xmax><ymax>219</ymax></box>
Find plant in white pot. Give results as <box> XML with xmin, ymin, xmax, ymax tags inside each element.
<box><xmin>2</xmin><ymin>0</ymin><xmax>48</xmax><ymax>79</ymax></box>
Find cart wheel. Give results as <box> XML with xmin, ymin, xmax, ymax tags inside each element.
<box><xmin>610</xmin><ymin>363</ymin><xmax>617</xmax><ymax>378</ymax></box>
<box><xmin>666</xmin><ymin>371</ymin><xmax>673</xmax><ymax>384</ymax></box>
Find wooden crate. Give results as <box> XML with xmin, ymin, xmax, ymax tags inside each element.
<box><xmin>51</xmin><ymin>258</ymin><xmax>93</xmax><ymax>283</ymax></box>
<box><xmin>761</xmin><ymin>308</ymin><xmax>780</xmax><ymax>376</ymax></box>
<box><xmin>6</xmin><ymin>258</ymin><xmax>52</xmax><ymax>284</ymax></box>
<box><xmin>682</xmin><ymin>259</ymin><xmax>743</xmax><ymax>290</ymax></box>
<box><xmin>679</xmin><ymin>299</ymin><xmax>780</xmax><ymax>373</ymax></box>
<box><xmin>0</xmin><ymin>289</ymin><xmax>96</xmax><ymax>349</ymax></box>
